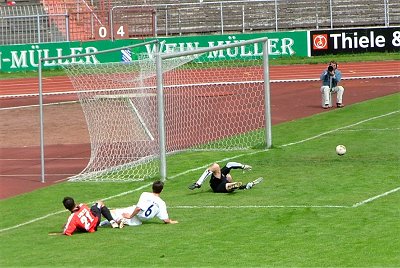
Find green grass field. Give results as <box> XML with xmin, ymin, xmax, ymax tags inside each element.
<box><xmin>1</xmin><ymin>93</ymin><xmax>399</xmax><ymax>267</ymax></box>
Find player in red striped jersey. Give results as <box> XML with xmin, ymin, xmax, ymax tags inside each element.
<box><xmin>62</xmin><ymin>197</ymin><xmax>118</xmax><ymax>236</ymax></box>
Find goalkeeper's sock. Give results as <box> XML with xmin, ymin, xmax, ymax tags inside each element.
<box><xmin>195</xmin><ymin>169</ymin><xmax>212</xmax><ymax>186</ymax></box>
<box><xmin>226</xmin><ymin>162</ymin><xmax>252</xmax><ymax>172</ymax></box>
<box><xmin>226</xmin><ymin>162</ymin><xmax>244</xmax><ymax>169</ymax></box>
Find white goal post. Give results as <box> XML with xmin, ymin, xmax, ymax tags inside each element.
<box><xmin>155</xmin><ymin>37</ymin><xmax>271</xmax><ymax>179</ymax></box>
<box><xmin>38</xmin><ymin>40</ymin><xmax>160</xmax><ymax>183</ymax></box>
<box><xmin>38</xmin><ymin>37</ymin><xmax>271</xmax><ymax>182</ymax></box>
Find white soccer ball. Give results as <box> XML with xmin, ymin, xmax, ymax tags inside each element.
<box><xmin>336</xmin><ymin>145</ymin><xmax>346</xmax><ymax>156</ymax></box>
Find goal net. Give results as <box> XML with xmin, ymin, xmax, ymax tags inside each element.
<box><xmin>63</xmin><ymin>38</ymin><xmax>270</xmax><ymax>182</ymax></box>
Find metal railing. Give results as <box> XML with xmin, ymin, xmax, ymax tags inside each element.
<box><xmin>143</xmin><ymin>0</ymin><xmax>397</xmax><ymax>36</ymax></box>
<box><xmin>0</xmin><ymin>13</ymin><xmax>69</xmax><ymax>45</ymax></box>
<box><xmin>0</xmin><ymin>3</ymin><xmax>69</xmax><ymax>45</ymax></box>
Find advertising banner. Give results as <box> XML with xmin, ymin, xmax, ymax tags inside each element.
<box><xmin>142</xmin><ymin>31</ymin><xmax>308</xmax><ymax>62</ymax></box>
<box><xmin>310</xmin><ymin>27</ymin><xmax>400</xmax><ymax>56</ymax></box>
<box><xmin>0</xmin><ymin>31</ymin><xmax>308</xmax><ymax>72</ymax></box>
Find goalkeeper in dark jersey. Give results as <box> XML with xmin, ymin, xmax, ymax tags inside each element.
<box><xmin>188</xmin><ymin>162</ymin><xmax>263</xmax><ymax>193</ymax></box>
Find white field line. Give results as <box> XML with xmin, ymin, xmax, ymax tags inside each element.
<box><xmin>0</xmin><ymin>210</ymin><xmax>65</xmax><ymax>233</ymax></box>
<box><xmin>0</xmin><ymin>157</ymin><xmax>88</xmax><ymax>161</ymax></box>
<box><xmin>0</xmin><ymin>110</ymin><xmax>399</xmax><ymax>234</ymax></box>
<box><xmin>281</xmin><ymin>110</ymin><xmax>400</xmax><ymax>147</ymax></box>
<box><xmin>171</xmin><ymin>205</ymin><xmax>349</xmax><ymax>209</ymax></box>
<box><xmin>0</xmin><ymin>100</ymin><xmax>80</xmax><ymax>111</ymax></box>
<box><xmin>339</xmin><ymin>128</ymin><xmax>400</xmax><ymax>132</ymax></box>
<box><xmin>0</xmin><ymin>174</ymin><xmax>75</xmax><ymax>177</ymax></box>
<box><xmin>170</xmin><ymin>186</ymin><xmax>400</xmax><ymax>210</ymax></box>
<box><xmin>352</xmin><ymin>187</ymin><xmax>400</xmax><ymax>208</ymax></box>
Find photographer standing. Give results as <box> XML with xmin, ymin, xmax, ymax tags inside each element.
<box><xmin>320</xmin><ymin>60</ymin><xmax>345</xmax><ymax>109</ymax></box>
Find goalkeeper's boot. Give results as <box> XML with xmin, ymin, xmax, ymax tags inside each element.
<box><xmin>188</xmin><ymin>183</ymin><xmax>201</xmax><ymax>190</ymax></box>
<box><xmin>242</xmin><ymin>164</ymin><xmax>252</xmax><ymax>171</ymax></box>
<box><xmin>245</xmin><ymin>177</ymin><xmax>264</xmax><ymax>190</ymax></box>
<box><xmin>227</xmin><ymin>182</ymin><xmax>243</xmax><ymax>191</ymax></box>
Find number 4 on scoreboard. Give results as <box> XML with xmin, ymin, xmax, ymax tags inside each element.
<box><xmin>113</xmin><ymin>24</ymin><xmax>129</xmax><ymax>40</ymax></box>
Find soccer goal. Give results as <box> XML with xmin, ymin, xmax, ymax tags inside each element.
<box><xmin>155</xmin><ymin>37</ymin><xmax>271</xmax><ymax>180</ymax></box>
<box><xmin>38</xmin><ymin>37</ymin><xmax>271</xmax><ymax>182</ymax></box>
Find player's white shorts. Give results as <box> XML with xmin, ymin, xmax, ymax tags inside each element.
<box><xmin>111</xmin><ymin>206</ymin><xmax>142</xmax><ymax>226</ymax></box>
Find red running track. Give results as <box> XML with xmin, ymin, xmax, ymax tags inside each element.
<box><xmin>1</xmin><ymin>61</ymin><xmax>399</xmax><ymax>96</ymax></box>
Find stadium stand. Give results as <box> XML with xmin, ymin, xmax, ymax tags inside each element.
<box><xmin>43</xmin><ymin>0</ymin><xmax>101</xmax><ymax>41</ymax></box>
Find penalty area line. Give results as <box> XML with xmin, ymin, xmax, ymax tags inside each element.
<box><xmin>0</xmin><ymin>210</ymin><xmax>65</xmax><ymax>233</ymax></box>
<box><xmin>170</xmin><ymin>205</ymin><xmax>349</xmax><ymax>209</ymax></box>
<box><xmin>281</xmin><ymin>110</ymin><xmax>399</xmax><ymax>147</ymax></box>
<box><xmin>352</xmin><ymin>187</ymin><xmax>400</xmax><ymax>208</ymax></box>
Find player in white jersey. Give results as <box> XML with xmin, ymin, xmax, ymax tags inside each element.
<box><xmin>100</xmin><ymin>180</ymin><xmax>178</xmax><ymax>228</ymax></box>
